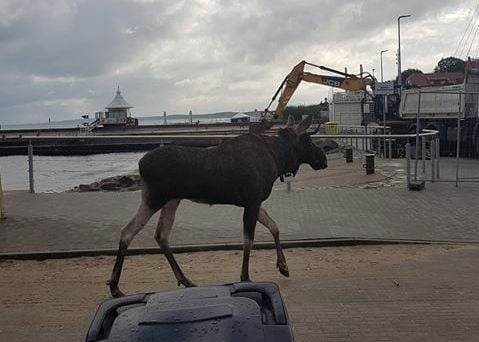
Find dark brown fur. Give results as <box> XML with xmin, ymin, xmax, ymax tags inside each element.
<box><xmin>108</xmin><ymin>116</ymin><xmax>327</xmax><ymax>297</ymax></box>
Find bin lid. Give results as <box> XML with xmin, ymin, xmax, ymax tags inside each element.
<box><xmin>86</xmin><ymin>282</ymin><xmax>293</xmax><ymax>342</ymax></box>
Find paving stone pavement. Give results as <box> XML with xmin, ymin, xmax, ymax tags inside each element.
<box><xmin>1</xmin><ymin>178</ymin><xmax>479</xmax><ymax>254</ymax></box>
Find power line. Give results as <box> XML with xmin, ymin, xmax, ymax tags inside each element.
<box><xmin>454</xmin><ymin>2</ymin><xmax>479</xmax><ymax>56</ymax></box>
<box><xmin>459</xmin><ymin>3</ymin><xmax>479</xmax><ymax>57</ymax></box>
<box><xmin>473</xmin><ymin>33</ymin><xmax>479</xmax><ymax>56</ymax></box>
<box><xmin>466</xmin><ymin>15</ymin><xmax>479</xmax><ymax>57</ymax></box>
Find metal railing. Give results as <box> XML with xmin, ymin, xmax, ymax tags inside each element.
<box><xmin>412</xmin><ymin>89</ymin><xmax>479</xmax><ymax>187</ymax></box>
<box><xmin>0</xmin><ymin>172</ymin><xmax>5</xmax><ymax>219</ymax></box>
<box><xmin>313</xmin><ymin>129</ymin><xmax>440</xmax><ymax>188</ymax></box>
<box><xmin>4</xmin><ymin>129</ymin><xmax>441</xmax><ymax>193</ymax></box>
<box><xmin>323</xmin><ymin>124</ymin><xmax>393</xmax><ymax>159</ymax></box>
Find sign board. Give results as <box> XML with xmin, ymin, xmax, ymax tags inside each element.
<box><xmin>375</xmin><ymin>81</ymin><xmax>395</xmax><ymax>95</ymax></box>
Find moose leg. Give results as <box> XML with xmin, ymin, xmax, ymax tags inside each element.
<box><xmin>257</xmin><ymin>206</ymin><xmax>289</xmax><ymax>277</ymax></box>
<box><xmin>241</xmin><ymin>204</ymin><xmax>260</xmax><ymax>282</ymax></box>
<box><xmin>154</xmin><ymin>199</ymin><xmax>196</xmax><ymax>287</ymax></box>
<box><xmin>108</xmin><ymin>199</ymin><xmax>156</xmax><ymax>297</ymax></box>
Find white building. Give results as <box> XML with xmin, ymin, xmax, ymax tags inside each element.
<box><xmin>95</xmin><ymin>87</ymin><xmax>137</xmax><ymax>127</ymax></box>
<box><xmin>329</xmin><ymin>91</ymin><xmax>374</xmax><ymax>126</ymax></box>
<box><xmin>231</xmin><ymin>112</ymin><xmax>251</xmax><ymax>123</ymax></box>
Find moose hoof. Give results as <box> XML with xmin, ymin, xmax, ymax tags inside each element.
<box><xmin>277</xmin><ymin>260</ymin><xmax>290</xmax><ymax>277</ymax></box>
<box><xmin>107</xmin><ymin>280</ymin><xmax>125</xmax><ymax>297</ymax></box>
<box><xmin>110</xmin><ymin>287</ymin><xmax>125</xmax><ymax>298</ymax></box>
<box><xmin>177</xmin><ymin>278</ymin><xmax>197</xmax><ymax>288</ymax></box>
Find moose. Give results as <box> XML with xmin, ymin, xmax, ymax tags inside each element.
<box><xmin>108</xmin><ymin>115</ymin><xmax>327</xmax><ymax>297</ymax></box>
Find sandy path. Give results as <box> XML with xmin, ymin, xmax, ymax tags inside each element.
<box><xmin>1</xmin><ymin>244</ymin><xmax>478</xmax><ymax>341</ymax></box>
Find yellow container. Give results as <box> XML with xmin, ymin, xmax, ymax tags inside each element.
<box><xmin>325</xmin><ymin>121</ymin><xmax>339</xmax><ymax>135</ymax></box>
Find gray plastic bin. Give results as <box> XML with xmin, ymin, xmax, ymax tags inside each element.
<box><xmin>86</xmin><ymin>282</ymin><xmax>294</xmax><ymax>342</ymax></box>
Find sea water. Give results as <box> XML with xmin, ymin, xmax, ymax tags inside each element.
<box><xmin>0</xmin><ymin>115</ymin><xmax>234</xmax><ymax>192</ymax></box>
<box><xmin>0</xmin><ymin>152</ymin><xmax>144</xmax><ymax>193</ymax></box>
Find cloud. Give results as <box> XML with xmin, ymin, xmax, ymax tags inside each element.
<box><xmin>0</xmin><ymin>0</ymin><xmax>476</xmax><ymax>124</ymax></box>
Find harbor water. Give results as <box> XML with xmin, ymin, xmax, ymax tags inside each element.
<box><xmin>0</xmin><ymin>152</ymin><xmax>144</xmax><ymax>193</ymax></box>
<box><xmin>0</xmin><ymin>115</ymin><xmax>233</xmax><ymax>192</ymax></box>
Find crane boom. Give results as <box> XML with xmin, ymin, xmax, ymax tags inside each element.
<box><xmin>270</xmin><ymin>60</ymin><xmax>374</xmax><ymax>121</ymax></box>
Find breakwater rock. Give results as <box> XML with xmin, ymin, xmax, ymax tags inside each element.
<box><xmin>72</xmin><ymin>139</ymin><xmax>338</xmax><ymax>192</ymax></box>
<box><xmin>74</xmin><ymin>174</ymin><xmax>141</xmax><ymax>192</ymax></box>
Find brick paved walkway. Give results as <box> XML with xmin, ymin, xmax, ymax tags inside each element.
<box><xmin>1</xmin><ymin>179</ymin><xmax>478</xmax><ymax>254</ymax></box>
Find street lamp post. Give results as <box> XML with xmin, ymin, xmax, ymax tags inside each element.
<box><xmin>380</xmin><ymin>49</ymin><xmax>388</xmax><ymax>82</ymax></box>
<box><xmin>397</xmin><ymin>15</ymin><xmax>411</xmax><ymax>89</ymax></box>
<box><xmin>380</xmin><ymin>49</ymin><xmax>389</xmax><ymax>158</ymax></box>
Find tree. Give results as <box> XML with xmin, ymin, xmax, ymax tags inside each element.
<box><xmin>397</xmin><ymin>68</ymin><xmax>423</xmax><ymax>84</ymax></box>
<box><xmin>283</xmin><ymin>104</ymin><xmax>326</xmax><ymax>123</ymax></box>
<box><xmin>434</xmin><ymin>57</ymin><xmax>465</xmax><ymax>73</ymax></box>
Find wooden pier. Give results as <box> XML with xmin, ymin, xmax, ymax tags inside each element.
<box><xmin>0</xmin><ymin>122</ymin><xmax>278</xmax><ymax>156</ymax></box>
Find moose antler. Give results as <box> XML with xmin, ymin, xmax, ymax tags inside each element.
<box><xmin>307</xmin><ymin>123</ymin><xmax>321</xmax><ymax>136</ymax></box>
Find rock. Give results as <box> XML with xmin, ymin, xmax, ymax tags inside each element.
<box><xmin>78</xmin><ymin>183</ymin><xmax>100</xmax><ymax>192</ymax></box>
<box><xmin>100</xmin><ymin>182</ymin><xmax>122</xmax><ymax>191</ymax></box>
<box><xmin>72</xmin><ymin>174</ymin><xmax>141</xmax><ymax>192</ymax></box>
<box><xmin>316</xmin><ymin>138</ymin><xmax>338</xmax><ymax>153</ymax></box>
<box><xmin>116</xmin><ymin>175</ymin><xmax>134</xmax><ymax>188</ymax></box>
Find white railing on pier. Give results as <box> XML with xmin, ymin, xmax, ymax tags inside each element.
<box><xmin>14</xmin><ymin>129</ymin><xmax>440</xmax><ymax>193</ymax></box>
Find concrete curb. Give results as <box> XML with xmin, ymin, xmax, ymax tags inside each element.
<box><xmin>1</xmin><ymin>237</ymin><xmax>479</xmax><ymax>261</ymax></box>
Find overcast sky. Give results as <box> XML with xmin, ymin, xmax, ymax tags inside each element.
<box><xmin>0</xmin><ymin>0</ymin><xmax>477</xmax><ymax>124</ymax></box>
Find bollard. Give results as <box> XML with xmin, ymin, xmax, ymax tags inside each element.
<box><xmin>283</xmin><ymin>172</ymin><xmax>293</xmax><ymax>192</ymax></box>
<box><xmin>364</xmin><ymin>153</ymin><xmax>375</xmax><ymax>175</ymax></box>
<box><xmin>344</xmin><ymin>146</ymin><xmax>353</xmax><ymax>163</ymax></box>
<box><xmin>0</xmin><ymin>171</ymin><xmax>5</xmax><ymax>219</ymax></box>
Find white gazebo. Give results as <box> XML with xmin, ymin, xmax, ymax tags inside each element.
<box><xmin>105</xmin><ymin>87</ymin><xmax>133</xmax><ymax>121</ymax></box>
<box><xmin>95</xmin><ymin>87</ymin><xmax>137</xmax><ymax>127</ymax></box>
<box><xmin>230</xmin><ymin>112</ymin><xmax>251</xmax><ymax>123</ymax></box>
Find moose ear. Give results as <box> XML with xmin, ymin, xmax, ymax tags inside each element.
<box><xmin>295</xmin><ymin>115</ymin><xmax>312</xmax><ymax>134</ymax></box>
<box><xmin>286</xmin><ymin>115</ymin><xmax>295</xmax><ymax>128</ymax></box>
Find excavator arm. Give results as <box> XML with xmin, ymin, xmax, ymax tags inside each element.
<box><xmin>253</xmin><ymin>61</ymin><xmax>375</xmax><ymax>132</ymax></box>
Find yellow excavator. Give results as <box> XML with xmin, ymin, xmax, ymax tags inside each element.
<box><xmin>251</xmin><ymin>60</ymin><xmax>375</xmax><ymax>132</ymax></box>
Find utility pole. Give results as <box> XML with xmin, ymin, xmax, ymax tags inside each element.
<box><xmin>380</xmin><ymin>49</ymin><xmax>388</xmax><ymax>82</ymax></box>
<box><xmin>397</xmin><ymin>15</ymin><xmax>411</xmax><ymax>90</ymax></box>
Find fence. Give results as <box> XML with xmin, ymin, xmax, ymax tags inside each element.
<box><xmin>0</xmin><ymin>172</ymin><xmax>5</xmax><ymax>219</ymax></box>
<box><xmin>0</xmin><ymin>127</ymin><xmax>442</xmax><ymax>194</ymax></box>
<box><xmin>324</xmin><ymin>124</ymin><xmax>393</xmax><ymax>158</ymax></box>
<box><xmin>412</xmin><ymin>90</ymin><xmax>479</xmax><ymax>187</ymax></box>
<box><xmin>313</xmin><ymin>128</ymin><xmax>440</xmax><ymax>188</ymax></box>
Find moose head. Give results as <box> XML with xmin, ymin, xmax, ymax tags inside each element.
<box><xmin>275</xmin><ymin>115</ymin><xmax>328</xmax><ymax>175</ymax></box>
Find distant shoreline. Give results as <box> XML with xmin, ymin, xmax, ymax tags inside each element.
<box><xmin>1</xmin><ymin>114</ymin><xmax>235</xmax><ymax>131</ymax></box>
<box><xmin>1</xmin><ymin>110</ymin><xmax>268</xmax><ymax>131</ymax></box>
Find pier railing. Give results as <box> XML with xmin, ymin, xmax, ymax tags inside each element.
<box><xmin>0</xmin><ymin>172</ymin><xmax>5</xmax><ymax>219</ymax></box>
<box><xmin>9</xmin><ymin>129</ymin><xmax>442</xmax><ymax>193</ymax></box>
